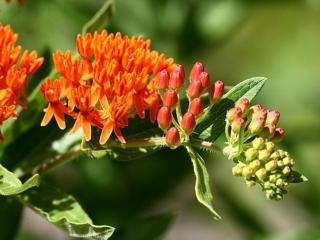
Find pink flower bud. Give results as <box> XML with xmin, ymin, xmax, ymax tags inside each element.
<box><xmin>181</xmin><ymin>112</ymin><xmax>196</xmax><ymax>134</ymax></box>
<box><xmin>272</xmin><ymin>128</ymin><xmax>285</xmax><ymax>142</ymax></box>
<box><xmin>169</xmin><ymin>64</ymin><xmax>185</xmax><ymax>90</ymax></box>
<box><xmin>187</xmin><ymin>80</ymin><xmax>203</xmax><ymax>99</ymax></box>
<box><xmin>162</xmin><ymin>89</ymin><xmax>178</xmax><ymax>109</ymax></box>
<box><xmin>266</xmin><ymin>110</ymin><xmax>280</xmax><ymax>125</ymax></box>
<box><xmin>199</xmin><ymin>71</ymin><xmax>210</xmax><ymax>89</ymax></box>
<box><xmin>248</xmin><ymin>117</ymin><xmax>265</xmax><ymax>134</ymax></box>
<box><xmin>226</xmin><ymin>107</ymin><xmax>242</xmax><ymax>122</ymax></box>
<box><xmin>252</xmin><ymin>108</ymin><xmax>267</xmax><ymax>121</ymax></box>
<box><xmin>190</xmin><ymin>62</ymin><xmax>204</xmax><ymax>82</ymax></box>
<box><xmin>165</xmin><ymin>127</ymin><xmax>180</xmax><ymax>148</ymax></box>
<box><xmin>156</xmin><ymin>69</ymin><xmax>169</xmax><ymax>90</ymax></box>
<box><xmin>211</xmin><ymin>80</ymin><xmax>224</xmax><ymax>103</ymax></box>
<box><xmin>157</xmin><ymin>106</ymin><xmax>172</xmax><ymax>130</ymax></box>
<box><xmin>235</xmin><ymin>98</ymin><xmax>250</xmax><ymax>113</ymax></box>
<box><xmin>231</xmin><ymin>117</ymin><xmax>245</xmax><ymax>133</ymax></box>
<box><xmin>261</xmin><ymin>124</ymin><xmax>276</xmax><ymax>137</ymax></box>
<box><xmin>251</xmin><ymin>104</ymin><xmax>263</xmax><ymax>113</ymax></box>
<box><xmin>188</xmin><ymin>98</ymin><xmax>204</xmax><ymax>117</ymax></box>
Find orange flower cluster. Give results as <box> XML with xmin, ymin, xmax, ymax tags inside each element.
<box><xmin>40</xmin><ymin>31</ymin><xmax>174</xmax><ymax>144</ymax></box>
<box><xmin>0</xmin><ymin>23</ymin><xmax>43</xmax><ymax>140</ymax></box>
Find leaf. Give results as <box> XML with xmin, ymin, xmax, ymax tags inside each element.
<box><xmin>289</xmin><ymin>171</ymin><xmax>308</xmax><ymax>183</ymax></box>
<box><xmin>0</xmin><ymin>164</ymin><xmax>40</xmax><ymax>196</ymax></box>
<box><xmin>19</xmin><ymin>182</ymin><xmax>115</xmax><ymax>240</ymax></box>
<box><xmin>195</xmin><ymin>77</ymin><xmax>267</xmax><ymax>141</ymax></box>
<box><xmin>82</xmin><ymin>0</ymin><xmax>115</xmax><ymax>34</ymax></box>
<box><xmin>185</xmin><ymin>145</ymin><xmax>221</xmax><ymax>219</ymax></box>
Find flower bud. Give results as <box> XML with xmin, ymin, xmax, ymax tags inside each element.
<box><xmin>265</xmin><ymin>141</ymin><xmax>275</xmax><ymax>152</ymax></box>
<box><xmin>270</xmin><ymin>151</ymin><xmax>280</xmax><ymax>160</ymax></box>
<box><xmin>251</xmin><ymin>104</ymin><xmax>264</xmax><ymax>113</ymax></box>
<box><xmin>264</xmin><ymin>181</ymin><xmax>272</xmax><ymax>189</ymax></box>
<box><xmin>272</xmin><ymin>128</ymin><xmax>285</xmax><ymax>142</ymax></box>
<box><xmin>246</xmin><ymin>180</ymin><xmax>256</xmax><ymax>187</ymax></box>
<box><xmin>190</xmin><ymin>62</ymin><xmax>204</xmax><ymax>82</ymax></box>
<box><xmin>235</xmin><ymin>98</ymin><xmax>250</xmax><ymax>114</ymax></box>
<box><xmin>242</xmin><ymin>166</ymin><xmax>254</xmax><ymax>177</ymax></box>
<box><xmin>249</xmin><ymin>160</ymin><xmax>261</xmax><ymax>171</ymax></box>
<box><xmin>277</xmin><ymin>160</ymin><xmax>284</xmax><ymax>168</ymax></box>
<box><xmin>256</xmin><ymin>168</ymin><xmax>267</xmax><ymax>181</ymax></box>
<box><xmin>258</xmin><ymin>149</ymin><xmax>271</xmax><ymax>162</ymax></box>
<box><xmin>248</xmin><ymin>116</ymin><xmax>265</xmax><ymax>134</ymax></box>
<box><xmin>169</xmin><ymin>64</ymin><xmax>185</xmax><ymax>90</ymax></box>
<box><xmin>211</xmin><ymin>80</ymin><xmax>224</xmax><ymax>103</ymax></box>
<box><xmin>265</xmin><ymin>160</ymin><xmax>278</xmax><ymax>172</ymax></box>
<box><xmin>232</xmin><ymin>164</ymin><xmax>243</xmax><ymax>176</ymax></box>
<box><xmin>276</xmin><ymin>179</ymin><xmax>284</xmax><ymax>187</ymax></box>
<box><xmin>266</xmin><ymin>110</ymin><xmax>280</xmax><ymax>125</ymax></box>
<box><xmin>231</xmin><ymin>117</ymin><xmax>245</xmax><ymax>133</ymax></box>
<box><xmin>156</xmin><ymin>69</ymin><xmax>169</xmax><ymax>90</ymax></box>
<box><xmin>181</xmin><ymin>112</ymin><xmax>196</xmax><ymax>134</ymax></box>
<box><xmin>165</xmin><ymin>127</ymin><xmax>180</xmax><ymax>148</ymax></box>
<box><xmin>261</xmin><ymin>124</ymin><xmax>276</xmax><ymax>138</ymax></box>
<box><xmin>188</xmin><ymin>98</ymin><xmax>204</xmax><ymax>117</ymax></box>
<box><xmin>252</xmin><ymin>137</ymin><xmax>265</xmax><ymax>150</ymax></box>
<box><xmin>245</xmin><ymin>148</ymin><xmax>258</xmax><ymax>162</ymax></box>
<box><xmin>187</xmin><ymin>80</ymin><xmax>203</xmax><ymax>99</ymax></box>
<box><xmin>282</xmin><ymin>166</ymin><xmax>291</xmax><ymax>175</ymax></box>
<box><xmin>199</xmin><ymin>71</ymin><xmax>210</xmax><ymax>89</ymax></box>
<box><xmin>283</xmin><ymin>157</ymin><xmax>293</xmax><ymax>166</ymax></box>
<box><xmin>162</xmin><ymin>89</ymin><xmax>178</xmax><ymax>109</ymax></box>
<box><xmin>269</xmin><ymin>174</ymin><xmax>278</xmax><ymax>182</ymax></box>
<box><xmin>157</xmin><ymin>106</ymin><xmax>172</xmax><ymax>130</ymax></box>
<box><xmin>226</xmin><ymin>107</ymin><xmax>242</xmax><ymax>122</ymax></box>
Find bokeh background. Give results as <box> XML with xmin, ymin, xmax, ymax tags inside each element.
<box><xmin>1</xmin><ymin>0</ymin><xmax>320</xmax><ymax>239</ymax></box>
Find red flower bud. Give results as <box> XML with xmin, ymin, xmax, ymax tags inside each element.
<box><xmin>157</xmin><ymin>106</ymin><xmax>172</xmax><ymax>130</ymax></box>
<box><xmin>231</xmin><ymin>117</ymin><xmax>245</xmax><ymax>133</ymax></box>
<box><xmin>266</xmin><ymin>110</ymin><xmax>280</xmax><ymax>125</ymax></box>
<box><xmin>190</xmin><ymin>62</ymin><xmax>204</xmax><ymax>82</ymax></box>
<box><xmin>226</xmin><ymin>107</ymin><xmax>242</xmax><ymax>122</ymax></box>
<box><xmin>188</xmin><ymin>98</ymin><xmax>204</xmax><ymax>117</ymax></box>
<box><xmin>156</xmin><ymin>69</ymin><xmax>169</xmax><ymax>90</ymax></box>
<box><xmin>199</xmin><ymin>71</ymin><xmax>210</xmax><ymax>89</ymax></box>
<box><xmin>181</xmin><ymin>112</ymin><xmax>196</xmax><ymax>134</ymax></box>
<box><xmin>169</xmin><ymin>64</ymin><xmax>185</xmax><ymax>90</ymax></box>
<box><xmin>187</xmin><ymin>80</ymin><xmax>203</xmax><ymax>99</ymax></box>
<box><xmin>272</xmin><ymin>128</ymin><xmax>285</xmax><ymax>142</ymax></box>
<box><xmin>162</xmin><ymin>89</ymin><xmax>178</xmax><ymax>109</ymax></box>
<box><xmin>165</xmin><ymin>127</ymin><xmax>180</xmax><ymax>148</ymax></box>
<box><xmin>235</xmin><ymin>98</ymin><xmax>250</xmax><ymax>113</ymax></box>
<box><xmin>211</xmin><ymin>80</ymin><xmax>224</xmax><ymax>103</ymax></box>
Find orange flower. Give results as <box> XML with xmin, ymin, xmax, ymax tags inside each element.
<box><xmin>41</xmin><ymin>31</ymin><xmax>174</xmax><ymax>144</ymax></box>
<box><xmin>0</xmin><ymin>23</ymin><xmax>43</xmax><ymax>141</ymax></box>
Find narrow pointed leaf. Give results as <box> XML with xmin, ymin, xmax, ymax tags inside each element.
<box><xmin>289</xmin><ymin>171</ymin><xmax>308</xmax><ymax>183</ymax></box>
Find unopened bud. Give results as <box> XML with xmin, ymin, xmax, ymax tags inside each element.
<box><xmin>251</xmin><ymin>104</ymin><xmax>264</xmax><ymax>113</ymax></box>
<box><xmin>235</xmin><ymin>98</ymin><xmax>250</xmax><ymax>114</ymax></box>
<box><xmin>199</xmin><ymin>71</ymin><xmax>210</xmax><ymax>89</ymax></box>
<box><xmin>187</xmin><ymin>80</ymin><xmax>203</xmax><ymax>99</ymax></box>
<box><xmin>157</xmin><ymin>106</ymin><xmax>172</xmax><ymax>130</ymax></box>
<box><xmin>265</xmin><ymin>160</ymin><xmax>278</xmax><ymax>172</ymax></box>
<box><xmin>245</xmin><ymin>148</ymin><xmax>258</xmax><ymax>162</ymax></box>
<box><xmin>232</xmin><ymin>164</ymin><xmax>243</xmax><ymax>176</ymax></box>
<box><xmin>277</xmin><ymin>160</ymin><xmax>284</xmax><ymax>168</ymax></box>
<box><xmin>242</xmin><ymin>166</ymin><xmax>254</xmax><ymax>177</ymax></box>
<box><xmin>211</xmin><ymin>80</ymin><xmax>224</xmax><ymax>103</ymax></box>
<box><xmin>282</xmin><ymin>166</ymin><xmax>291</xmax><ymax>175</ymax></box>
<box><xmin>252</xmin><ymin>137</ymin><xmax>265</xmax><ymax>150</ymax></box>
<box><xmin>269</xmin><ymin>174</ymin><xmax>278</xmax><ymax>182</ymax></box>
<box><xmin>272</xmin><ymin>128</ymin><xmax>285</xmax><ymax>142</ymax></box>
<box><xmin>283</xmin><ymin>157</ymin><xmax>293</xmax><ymax>166</ymax></box>
<box><xmin>248</xmin><ymin>117</ymin><xmax>265</xmax><ymax>134</ymax></box>
<box><xmin>265</xmin><ymin>141</ymin><xmax>275</xmax><ymax>152</ymax></box>
<box><xmin>256</xmin><ymin>168</ymin><xmax>267</xmax><ymax>181</ymax></box>
<box><xmin>246</xmin><ymin>180</ymin><xmax>256</xmax><ymax>187</ymax></box>
<box><xmin>266</xmin><ymin>110</ymin><xmax>280</xmax><ymax>125</ymax></box>
<box><xmin>261</xmin><ymin>124</ymin><xmax>276</xmax><ymax>138</ymax></box>
<box><xmin>258</xmin><ymin>149</ymin><xmax>271</xmax><ymax>162</ymax></box>
<box><xmin>226</xmin><ymin>107</ymin><xmax>242</xmax><ymax>122</ymax></box>
<box><xmin>270</xmin><ymin>151</ymin><xmax>280</xmax><ymax>159</ymax></box>
<box><xmin>249</xmin><ymin>160</ymin><xmax>261</xmax><ymax>171</ymax></box>
<box><xmin>165</xmin><ymin>127</ymin><xmax>180</xmax><ymax>148</ymax></box>
<box><xmin>190</xmin><ymin>62</ymin><xmax>204</xmax><ymax>82</ymax></box>
<box><xmin>188</xmin><ymin>98</ymin><xmax>204</xmax><ymax>117</ymax></box>
<box><xmin>169</xmin><ymin>64</ymin><xmax>185</xmax><ymax>90</ymax></box>
<box><xmin>276</xmin><ymin>179</ymin><xmax>284</xmax><ymax>187</ymax></box>
<box><xmin>163</xmin><ymin>89</ymin><xmax>178</xmax><ymax>109</ymax></box>
<box><xmin>264</xmin><ymin>181</ymin><xmax>272</xmax><ymax>189</ymax></box>
<box><xmin>231</xmin><ymin>117</ymin><xmax>245</xmax><ymax>133</ymax></box>
<box><xmin>156</xmin><ymin>69</ymin><xmax>169</xmax><ymax>90</ymax></box>
<box><xmin>181</xmin><ymin>112</ymin><xmax>196</xmax><ymax>134</ymax></box>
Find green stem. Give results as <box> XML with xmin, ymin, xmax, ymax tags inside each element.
<box><xmin>190</xmin><ymin>138</ymin><xmax>223</xmax><ymax>152</ymax></box>
<box><xmin>176</xmin><ymin>93</ymin><xmax>183</xmax><ymax>122</ymax></box>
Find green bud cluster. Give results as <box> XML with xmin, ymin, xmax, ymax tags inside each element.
<box><xmin>224</xmin><ymin>98</ymin><xmax>301</xmax><ymax>200</ymax></box>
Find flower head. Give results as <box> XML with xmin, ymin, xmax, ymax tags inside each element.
<box><xmin>0</xmin><ymin>23</ymin><xmax>43</xmax><ymax>140</ymax></box>
<box><xmin>41</xmin><ymin>31</ymin><xmax>174</xmax><ymax>144</ymax></box>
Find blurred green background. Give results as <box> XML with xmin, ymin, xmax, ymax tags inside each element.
<box><xmin>1</xmin><ymin>0</ymin><xmax>320</xmax><ymax>239</ymax></box>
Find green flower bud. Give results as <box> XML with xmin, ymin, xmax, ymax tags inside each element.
<box><xmin>256</xmin><ymin>168</ymin><xmax>267</xmax><ymax>181</ymax></box>
<box><xmin>263</xmin><ymin>181</ymin><xmax>272</xmax><ymax>189</ymax></box>
<box><xmin>276</xmin><ymin>178</ymin><xmax>284</xmax><ymax>187</ymax></box>
<box><xmin>265</xmin><ymin>141</ymin><xmax>275</xmax><ymax>152</ymax></box>
<box><xmin>265</xmin><ymin>160</ymin><xmax>278</xmax><ymax>172</ymax></box>
<box><xmin>252</xmin><ymin>137</ymin><xmax>265</xmax><ymax>150</ymax></box>
<box><xmin>282</xmin><ymin>166</ymin><xmax>291</xmax><ymax>175</ymax></box>
<box><xmin>246</xmin><ymin>180</ymin><xmax>256</xmax><ymax>187</ymax></box>
<box><xmin>231</xmin><ymin>117</ymin><xmax>245</xmax><ymax>133</ymax></box>
<box><xmin>232</xmin><ymin>165</ymin><xmax>243</xmax><ymax>176</ymax></box>
<box><xmin>269</xmin><ymin>174</ymin><xmax>278</xmax><ymax>182</ymax></box>
<box><xmin>270</xmin><ymin>151</ymin><xmax>280</xmax><ymax>159</ymax></box>
<box><xmin>283</xmin><ymin>157</ymin><xmax>292</xmax><ymax>166</ymax></box>
<box><xmin>258</xmin><ymin>149</ymin><xmax>271</xmax><ymax>162</ymax></box>
<box><xmin>249</xmin><ymin>160</ymin><xmax>261</xmax><ymax>171</ymax></box>
<box><xmin>242</xmin><ymin>166</ymin><xmax>254</xmax><ymax>177</ymax></box>
<box><xmin>266</xmin><ymin>189</ymin><xmax>275</xmax><ymax>199</ymax></box>
<box><xmin>277</xmin><ymin>160</ymin><xmax>284</xmax><ymax>168</ymax></box>
<box><xmin>245</xmin><ymin>148</ymin><xmax>258</xmax><ymax>162</ymax></box>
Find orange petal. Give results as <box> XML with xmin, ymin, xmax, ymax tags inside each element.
<box><xmin>53</xmin><ymin>106</ymin><xmax>66</xmax><ymax>130</ymax></box>
<box><xmin>70</xmin><ymin>114</ymin><xmax>82</xmax><ymax>134</ymax></box>
<box><xmin>99</xmin><ymin>119</ymin><xmax>113</xmax><ymax>145</ymax></box>
<box><xmin>41</xmin><ymin>105</ymin><xmax>54</xmax><ymax>127</ymax></box>
<box><xmin>82</xmin><ymin>117</ymin><xmax>91</xmax><ymax>141</ymax></box>
<box><xmin>113</xmin><ymin>123</ymin><xmax>126</xmax><ymax>143</ymax></box>
<box><xmin>99</xmin><ymin>95</ymin><xmax>110</xmax><ymax>112</ymax></box>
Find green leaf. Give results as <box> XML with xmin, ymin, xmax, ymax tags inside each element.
<box><xmin>196</xmin><ymin>77</ymin><xmax>267</xmax><ymax>141</ymax></box>
<box><xmin>19</xmin><ymin>182</ymin><xmax>115</xmax><ymax>240</ymax></box>
<box><xmin>185</xmin><ymin>145</ymin><xmax>221</xmax><ymax>219</ymax></box>
<box><xmin>0</xmin><ymin>164</ymin><xmax>40</xmax><ymax>196</ymax></box>
<box><xmin>289</xmin><ymin>171</ymin><xmax>308</xmax><ymax>183</ymax></box>
<box><xmin>82</xmin><ymin>0</ymin><xmax>115</xmax><ymax>34</ymax></box>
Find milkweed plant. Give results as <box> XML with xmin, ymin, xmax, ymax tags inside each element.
<box><xmin>0</xmin><ymin>0</ymin><xmax>307</xmax><ymax>239</ymax></box>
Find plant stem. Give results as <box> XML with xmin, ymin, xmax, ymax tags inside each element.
<box><xmin>190</xmin><ymin>138</ymin><xmax>222</xmax><ymax>152</ymax></box>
